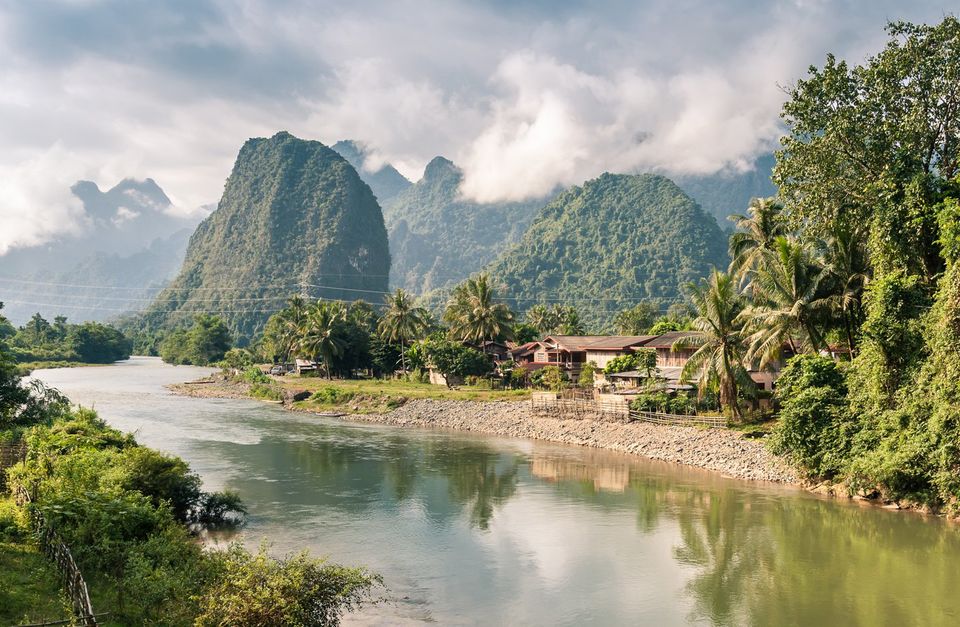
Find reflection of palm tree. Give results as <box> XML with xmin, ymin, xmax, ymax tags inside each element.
<box><xmin>425</xmin><ymin>441</ymin><xmax>520</xmax><ymax>530</ymax></box>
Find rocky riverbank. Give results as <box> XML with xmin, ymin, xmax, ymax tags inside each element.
<box><xmin>349</xmin><ymin>399</ymin><xmax>798</xmax><ymax>483</ymax></box>
<box><xmin>169</xmin><ymin>377</ymin><xmax>797</xmax><ymax>484</ymax></box>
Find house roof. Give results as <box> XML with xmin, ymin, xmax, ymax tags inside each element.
<box><xmin>643</xmin><ymin>331</ymin><xmax>701</xmax><ymax>348</ymax></box>
<box><xmin>582</xmin><ymin>336</ymin><xmax>656</xmax><ymax>351</ymax></box>
<box><xmin>509</xmin><ymin>341</ymin><xmax>541</xmax><ymax>356</ymax></box>
<box><xmin>541</xmin><ymin>335</ymin><xmax>610</xmax><ymax>351</ymax></box>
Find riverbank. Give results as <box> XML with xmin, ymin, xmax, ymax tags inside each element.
<box><xmin>170</xmin><ymin>375</ymin><xmax>798</xmax><ymax>484</ymax></box>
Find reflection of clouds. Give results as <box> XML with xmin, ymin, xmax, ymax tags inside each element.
<box><xmin>475</xmin><ymin>491</ymin><xmax>695</xmax><ymax>624</ymax></box>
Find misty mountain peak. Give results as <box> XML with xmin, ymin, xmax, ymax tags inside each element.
<box><xmin>422</xmin><ymin>156</ymin><xmax>459</xmax><ymax>182</ymax></box>
<box><xmin>331</xmin><ymin>139</ymin><xmax>411</xmax><ymax>206</ymax></box>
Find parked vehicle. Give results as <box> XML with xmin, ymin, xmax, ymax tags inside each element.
<box><xmin>270</xmin><ymin>365</ymin><xmax>286</xmax><ymax>376</ymax></box>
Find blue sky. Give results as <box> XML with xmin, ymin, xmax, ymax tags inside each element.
<box><xmin>0</xmin><ymin>0</ymin><xmax>954</xmax><ymax>251</ymax></box>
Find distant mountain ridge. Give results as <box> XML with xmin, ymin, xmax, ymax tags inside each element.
<box><xmin>331</xmin><ymin>140</ymin><xmax>412</xmax><ymax>206</ymax></box>
<box><xmin>140</xmin><ymin>131</ymin><xmax>391</xmax><ymax>340</ymax></box>
<box><xmin>0</xmin><ymin>178</ymin><xmax>201</xmax><ymax>324</ymax></box>
<box><xmin>383</xmin><ymin>155</ymin><xmax>550</xmax><ymax>295</ymax></box>
<box><xmin>484</xmin><ymin>172</ymin><xmax>729</xmax><ymax>330</ymax></box>
<box><xmin>672</xmin><ymin>153</ymin><xmax>777</xmax><ymax>226</ymax></box>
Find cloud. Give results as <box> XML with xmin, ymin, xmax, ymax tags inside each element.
<box><xmin>0</xmin><ymin>144</ymin><xmax>89</xmax><ymax>254</ymax></box>
<box><xmin>0</xmin><ymin>0</ymin><xmax>954</xmax><ymax>246</ymax></box>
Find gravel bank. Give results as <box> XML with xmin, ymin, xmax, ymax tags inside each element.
<box><xmin>168</xmin><ymin>380</ymin><xmax>797</xmax><ymax>484</ymax></box>
<box><xmin>344</xmin><ymin>399</ymin><xmax>798</xmax><ymax>484</ymax></box>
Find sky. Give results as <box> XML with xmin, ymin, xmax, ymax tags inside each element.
<box><xmin>0</xmin><ymin>0</ymin><xmax>954</xmax><ymax>253</ymax></box>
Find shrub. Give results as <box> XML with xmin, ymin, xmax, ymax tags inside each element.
<box><xmin>250</xmin><ymin>384</ymin><xmax>284</xmax><ymax>401</ymax></box>
<box><xmin>310</xmin><ymin>387</ymin><xmax>356</xmax><ymax>405</ymax></box>
<box><xmin>194</xmin><ymin>544</ymin><xmax>382</xmax><ymax>627</ymax></box>
<box><xmin>768</xmin><ymin>355</ymin><xmax>855</xmax><ymax>479</ymax></box>
<box><xmin>240</xmin><ymin>367</ymin><xmax>270</xmax><ymax>384</ymax></box>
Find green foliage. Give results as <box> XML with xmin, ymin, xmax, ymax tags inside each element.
<box><xmin>537</xmin><ymin>365</ymin><xmax>568</xmax><ymax>392</ymax></box>
<box><xmin>310</xmin><ymin>387</ymin><xmax>356</xmax><ymax>404</ymax></box>
<box><xmin>630</xmin><ymin>392</ymin><xmax>698</xmax><ymax>415</ymax></box>
<box><xmin>4</xmin><ymin>310</ymin><xmax>131</xmax><ymax>364</ymax></box>
<box><xmin>421</xmin><ymin>338</ymin><xmax>493</xmax><ymax>384</ymax></box>
<box><xmin>444</xmin><ymin>274</ymin><xmax>515</xmax><ymax>343</ymax></box>
<box><xmin>140</xmin><ymin>131</ymin><xmax>391</xmax><ymax>339</ymax></box>
<box><xmin>485</xmin><ymin>173</ymin><xmax>729</xmax><ymax>330</ymax></box>
<box><xmin>240</xmin><ymin>366</ymin><xmax>270</xmax><ymax>384</ymax></box>
<box><xmin>160</xmin><ymin>314</ymin><xmax>232</xmax><ymax>365</ymax></box>
<box><xmin>250</xmin><ymin>383</ymin><xmax>284</xmax><ymax>401</ymax></box>
<box><xmin>578</xmin><ymin>361</ymin><xmax>597</xmax><ymax>387</ymax></box>
<box><xmin>194</xmin><ymin>544</ymin><xmax>382</xmax><ymax>627</ymax></box>
<box><xmin>613</xmin><ymin>302</ymin><xmax>659</xmax><ymax>334</ymax></box>
<box><xmin>769</xmin><ymin>355</ymin><xmax>854</xmax><ymax>479</ymax></box>
<box><xmin>385</xmin><ymin>156</ymin><xmax>545</xmax><ymax>295</ymax></box>
<box><xmin>219</xmin><ymin>348</ymin><xmax>255</xmax><ymax>370</ymax></box>
<box><xmin>603</xmin><ymin>349</ymin><xmax>656</xmax><ymax>375</ymax></box>
<box><xmin>649</xmin><ymin>318</ymin><xmax>683</xmax><ymax>335</ymax></box>
<box><xmin>775</xmin><ymin>18</ymin><xmax>960</xmax><ymax>281</ymax></box>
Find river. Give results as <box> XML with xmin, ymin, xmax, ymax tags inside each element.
<box><xmin>34</xmin><ymin>357</ymin><xmax>960</xmax><ymax>626</ymax></box>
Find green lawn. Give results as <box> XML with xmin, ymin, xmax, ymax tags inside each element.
<box><xmin>0</xmin><ymin>540</ymin><xmax>72</xmax><ymax>625</ymax></box>
<box><xmin>279</xmin><ymin>376</ymin><xmax>530</xmax><ymax>413</ymax></box>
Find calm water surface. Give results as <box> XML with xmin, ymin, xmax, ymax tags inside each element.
<box><xmin>35</xmin><ymin>357</ymin><xmax>960</xmax><ymax>626</ymax></box>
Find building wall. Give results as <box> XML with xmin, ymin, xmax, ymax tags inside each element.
<box><xmin>656</xmin><ymin>348</ymin><xmax>695</xmax><ymax>367</ymax></box>
<box><xmin>585</xmin><ymin>350</ymin><xmax>626</xmax><ymax>369</ymax></box>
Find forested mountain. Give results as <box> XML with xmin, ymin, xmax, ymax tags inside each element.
<box><xmin>0</xmin><ymin>178</ymin><xmax>200</xmax><ymax>324</ymax></box>
<box><xmin>139</xmin><ymin>131</ymin><xmax>391</xmax><ymax>341</ymax></box>
<box><xmin>385</xmin><ymin>156</ymin><xmax>548</xmax><ymax>295</ymax></box>
<box><xmin>484</xmin><ymin>173</ymin><xmax>728</xmax><ymax>330</ymax></box>
<box><xmin>672</xmin><ymin>153</ymin><xmax>777</xmax><ymax>226</ymax></box>
<box><xmin>331</xmin><ymin>140</ymin><xmax>411</xmax><ymax>206</ymax></box>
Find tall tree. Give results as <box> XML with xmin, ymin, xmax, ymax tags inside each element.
<box><xmin>613</xmin><ymin>302</ymin><xmax>659</xmax><ymax>335</ymax></box>
<box><xmin>525</xmin><ymin>304</ymin><xmax>555</xmax><ymax>335</ymax></box>
<box><xmin>377</xmin><ymin>289</ymin><xmax>427</xmax><ymax>374</ymax></box>
<box><xmin>300</xmin><ymin>301</ymin><xmax>348</xmax><ymax>379</ymax></box>
<box><xmin>821</xmin><ymin>221</ymin><xmax>871</xmax><ymax>356</ymax></box>
<box><xmin>444</xmin><ymin>274</ymin><xmax>515</xmax><ymax>348</ymax></box>
<box><xmin>775</xmin><ymin>18</ymin><xmax>960</xmax><ymax>281</ymax></box>
<box><xmin>740</xmin><ymin>237</ymin><xmax>831</xmax><ymax>367</ymax></box>
<box><xmin>676</xmin><ymin>270</ymin><xmax>754</xmax><ymax>419</ymax></box>
<box><xmin>728</xmin><ymin>197</ymin><xmax>787</xmax><ymax>284</ymax></box>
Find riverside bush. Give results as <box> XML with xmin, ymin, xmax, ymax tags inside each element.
<box><xmin>310</xmin><ymin>387</ymin><xmax>356</xmax><ymax>405</ymax></box>
<box><xmin>250</xmin><ymin>383</ymin><xmax>284</xmax><ymax>401</ymax></box>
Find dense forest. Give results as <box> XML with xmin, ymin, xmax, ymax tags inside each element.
<box><xmin>383</xmin><ymin>156</ymin><xmax>548</xmax><ymax>295</ymax></box>
<box><xmin>0</xmin><ymin>304</ymin><xmax>130</xmax><ymax>365</ymax></box>
<box><xmin>483</xmin><ymin>173</ymin><xmax>728</xmax><ymax>330</ymax></box>
<box><xmin>733</xmin><ymin>17</ymin><xmax>960</xmax><ymax>513</ymax></box>
<box><xmin>137</xmin><ymin>132</ymin><xmax>392</xmax><ymax>343</ymax></box>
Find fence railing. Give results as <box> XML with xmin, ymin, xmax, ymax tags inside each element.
<box><xmin>0</xmin><ymin>441</ymin><xmax>27</xmax><ymax>490</ymax></box>
<box><xmin>530</xmin><ymin>391</ymin><xmax>727</xmax><ymax>428</ymax></box>
<box><xmin>15</xmin><ymin>486</ymin><xmax>98</xmax><ymax>626</ymax></box>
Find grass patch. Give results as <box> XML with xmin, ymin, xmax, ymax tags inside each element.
<box><xmin>286</xmin><ymin>377</ymin><xmax>529</xmax><ymax>414</ymax></box>
<box><xmin>15</xmin><ymin>361</ymin><xmax>109</xmax><ymax>375</ymax></box>
<box><xmin>250</xmin><ymin>383</ymin><xmax>284</xmax><ymax>401</ymax></box>
<box><xmin>0</xmin><ymin>540</ymin><xmax>72</xmax><ymax>625</ymax></box>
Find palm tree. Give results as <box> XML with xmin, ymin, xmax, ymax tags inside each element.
<box><xmin>675</xmin><ymin>270</ymin><xmax>754</xmax><ymax>420</ymax></box>
<box><xmin>739</xmin><ymin>236</ymin><xmax>831</xmax><ymax>368</ymax></box>
<box><xmin>525</xmin><ymin>304</ymin><xmax>555</xmax><ymax>335</ymax></box>
<box><xmin>300</xmin><ymin>301</ymin><xmax>348</xmax><ymax>379</ymax></box>
<box><xmin>557</xmin><ymin>306</ymin><xmax>585</xmax><ymax>335</ymax></box>
<box><xmin>278</xmin><ymin>295</ymin><xmax>309</xmax><ymax>363</ymax></box>
<box><xmin>821</xmin><ymin>222</ymin><xmax>870</xmax><ymax>357</ymax></box>
<box><xmin>728</xmin><ymin>197</ymin><xmax>787</xmax><ymax>287</ymax></box>
<box><xmin>445</xmin><ymin>274</ymin><xmax>515</xmax><ymax>349</ymax></box>
<box><xmin>377</xmin><ymin>289</ymin><xmax>427</xmax><ymax>374</ymax></box>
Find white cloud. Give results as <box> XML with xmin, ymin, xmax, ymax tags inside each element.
<box><xmin>0</xmin><ymin>144</ymin><xmax>90</xmax><ymax>254</ymax></box>
<box><xmin>0</xmin><ymin>0</ymin><xmax>952</xmax><ymax>246</ymax></box>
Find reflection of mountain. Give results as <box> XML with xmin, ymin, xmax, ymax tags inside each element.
<box><xmin>0</xmin><ymin>178</ymin><xmax>203</xmax><ymax>324</ymax></box>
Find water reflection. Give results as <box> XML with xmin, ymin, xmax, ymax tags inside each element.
<box><xmin>34</xmin><ymin>358</ymin><xmax>960</xmax><ymax>626</ymax></box>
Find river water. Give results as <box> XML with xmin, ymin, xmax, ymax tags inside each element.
<box><xmin>34</xmin><ymin>357</ymin><xmax>960</xmax><ymax>626</ymax></box>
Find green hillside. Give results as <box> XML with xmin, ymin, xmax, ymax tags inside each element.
<box><xmin>140</xmin><ymin>131</ymin><xmax>390</xmax><ymax>341</ymax></box>
<box><xmin>386</xmin><ymin>156</ymin><xmax>546</xmax><ymax>294</ymax></box>
<box><xmin>484</xmin><ymin>173</ymin><xmax>728</xmax><ymax>330</ymax></box>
